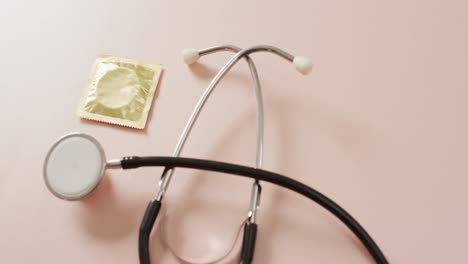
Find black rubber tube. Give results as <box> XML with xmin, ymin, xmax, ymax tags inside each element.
<box><xmin>122</xmin><ymin>156</ymin><xmax>388</xmax><ymax>264</ymax></box>
<box><xmin>240</xmin><ymin>223</ymin><xmax>257</xmax><ymax>264</ymax></box>
<box><xmin>139</xmin><ymin>200</ymin><xmax>162</xmax><ymax>264</ymax></box>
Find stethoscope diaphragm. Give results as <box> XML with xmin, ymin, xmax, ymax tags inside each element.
<box><xmin>43</xmin><ymin>133</ymin><xmax>106</xmax><ymax>200</ymax></box>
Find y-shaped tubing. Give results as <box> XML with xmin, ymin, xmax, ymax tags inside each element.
<box><xmin>145</xmin><ymin>45</ymin><xmax>310</xmax><ymax>264</ymax></box>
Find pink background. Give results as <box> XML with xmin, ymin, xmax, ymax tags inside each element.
<box><xmin>1</xmin><ymin>0</ymin><xmax>467</xmax><ymax>263</ymax></box>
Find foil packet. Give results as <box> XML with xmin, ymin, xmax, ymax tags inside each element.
<box><xmin>78</xmin><ymin>55</ymin><xmax>162</xmax><ymax>129</ymax></box>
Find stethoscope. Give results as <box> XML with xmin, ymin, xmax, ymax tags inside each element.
<box><xmin>43</xmin><ymin>45</ymin><xmax>388</xmax><ymax>264</ymax></box>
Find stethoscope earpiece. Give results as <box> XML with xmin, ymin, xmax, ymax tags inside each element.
<box><xmin>293</xmin><ymin>56</ymin><xmax>313</xmax><ymax>75</ymax></box>
<box><xmin>43</xmin><ymin>133</ymin><xmax>106</xmax><ymax>200</ymax></box>
<box><xmin>182</xmin><ymin>48</ymin><xmax>200</xmax><ymax>64</ymax></box>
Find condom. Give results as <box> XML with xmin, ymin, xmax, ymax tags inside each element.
<box><xmin>78</xmin><ymin>55</ymin><xmax>162</xmax><ymax>129</ymax></box>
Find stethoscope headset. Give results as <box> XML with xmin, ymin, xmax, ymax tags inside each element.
<box><xmin>43</xmin><ymin>45</ymin><xmax>389</xmax><ymax>264</ymax></box>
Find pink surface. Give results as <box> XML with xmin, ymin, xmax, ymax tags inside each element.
<box><xmin>1</xmin><ymin>0</ymin><xmax>467</xmax><ymax>263</ymax></box>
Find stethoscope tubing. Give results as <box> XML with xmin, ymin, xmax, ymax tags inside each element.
<box><xmin>122</xmin><ymin>156</ymin><xmax>389</xmax><ymax>264</ymax></box>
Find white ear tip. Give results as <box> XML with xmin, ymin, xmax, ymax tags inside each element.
<box><xmin>182</xmin><ymin>48</ymin><xmax>200</xmax><ymax>64</ymax></box>
<box><xmin>293</xmin><ymin>56</ymin><xmax>313</xmax><ymax>75</ymax></box>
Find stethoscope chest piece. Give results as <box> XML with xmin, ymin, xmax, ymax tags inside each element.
<box><xmin>43</xmin><ymin>133</ymin><xmax>106</xmax><ymax>200</ymax></box>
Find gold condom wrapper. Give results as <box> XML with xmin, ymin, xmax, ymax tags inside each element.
<box><xmin>78</xmin><ymin>55</ymin><xmax>162</xmax><ymax>129</ymax></box>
